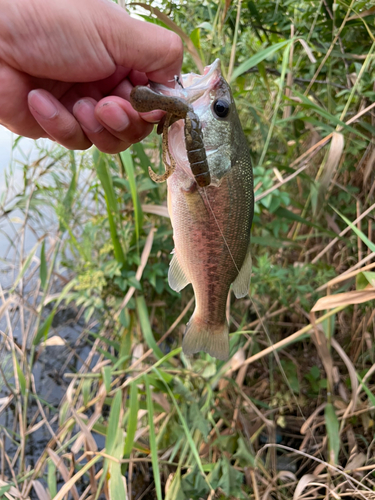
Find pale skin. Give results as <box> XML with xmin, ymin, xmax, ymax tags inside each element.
<box><xmin>0</xmin><ymin>0</ymin><xmax>183</xmax><ymax>153</ymax></box>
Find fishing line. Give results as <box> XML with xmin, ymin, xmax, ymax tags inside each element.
<box><xmin>250</xmin><ymin>297</ymin><xmax>325</xmax><ymax>462</ymax></box>
<box><xmin>201</xmin><ymin>187</ymin><xmax>240</xmax><ymax>275</ymax></box>
<box><xmin>201</xmin><ymin>186</ymin><xmax>326</xmax><ymax>461</ymax></box>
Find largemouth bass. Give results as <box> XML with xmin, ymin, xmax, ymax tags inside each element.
<box><xmin>131</xmin><ymin>60</ymin><xmax>254</xmax><ymax>360</ymax></box>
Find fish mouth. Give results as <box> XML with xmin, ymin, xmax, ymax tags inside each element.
<box><xmin>150</xmin><ymin>59</ymin><xmax>221</xmax><ymax>104</ymax></box>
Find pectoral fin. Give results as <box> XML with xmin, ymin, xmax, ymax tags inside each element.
<box><xmin>168</xmin><ymin>253</ymin><xmax>190</xmax><ymax>292</ymax></box>
<box><xmin>232</xmin><ymin>244</ymin><xmax>252</xmax><ymax>299</ymax></box>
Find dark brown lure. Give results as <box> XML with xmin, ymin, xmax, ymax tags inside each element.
<box><xmin>130</xmin><ymin>86</ymin><xmax>211</xmax><ymax>187</ymax></box>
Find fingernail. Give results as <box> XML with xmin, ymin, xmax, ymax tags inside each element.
<box><xmin>140</xmin><ymin>110</ymin><xmax>165</xmax><ymax>124</ymax></box>
<box><xmin>73</xmin><ymin>99</ymin><xmax>103</xmax><ymax>133</ymax></box>
<box><xmin>98</xmin><ymin>102</ymin><xmax>130</xmax><ymax>132</ymax></box>
<box><xmin>29</xmin><ymin>90</ymin><xmax>58</xmax><ymax>119</ymax></box>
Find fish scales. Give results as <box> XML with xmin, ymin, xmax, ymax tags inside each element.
<box><xmin>164</xmin><ymin>61</ymin><xmax>253</xmax><ymax>360</ymax></box>
<box><xmin>131</xmin><ymin>59</ymin><xmax>254</xmax><ymax>360</ymax></box>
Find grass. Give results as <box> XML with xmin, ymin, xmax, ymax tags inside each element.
<box><xmin>1</xmin><ymin>0</ymin><xmax>375</xmax><ymax>498</ymax></box>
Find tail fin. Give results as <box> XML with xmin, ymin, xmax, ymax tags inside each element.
<box><xmin>182</xmin><ymin>316</ymin><xmax>229</xmax><ymax>360</ymax></box>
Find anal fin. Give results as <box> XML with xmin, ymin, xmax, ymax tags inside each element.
<box><xmin>232</xmin><ymin>243</ymin><xmax>252</xmax><ymax>299</ymax></box>
<box><xmin>168</xmin><ymin>253</ymin><xmax>190</xmax><ymax>292</ymax></box>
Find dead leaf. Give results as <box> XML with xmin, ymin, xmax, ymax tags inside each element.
<box><xmin>297</xmin><ymin>39</ymin><xmax>316</xmax><ymax>63</ymax></box>
<box><xmin>44</xmin><ymin>335</ymin><xmax>65</xmax><ymax>346</ymax></box>
<box><xmin>32</xmin><ymin>481</ymin><xmax>51</xmax><ymax>500</ymax></box>
<box><xmin>141</xmin><ymin>204</ymin><xmax>170</xmax><ymax>218</ymax></box>
<box><xmin>318</xmin><ymin>132</ymin><xmax>344</xmax><ymax>200</ymax></box>
<box><xmin>363</xmin><ymin>148</ymin><xmax>375</xmax><ymax>186</ymax></box>
<box><xmin>346</xmin><ymin>452</ymin><xmax>366</xmax><ymax>471</ymax></box>
<box><xmin>348</xmin><ymin>6</ymin><xmax>375</xmax><ymax>20</ymax></box>
<box><xmin>312</xmin><ymin>288</ymin><xmax>375</xmax><ymax>311</ymax></box>
<box><xmin>331</xmin><ymin>338</ymin><xmax>358</xmax><ymax>413</ymax></box>
<box><xmin>47</xmin><ymin>449</ymin><xmax>79</xmax><ymax>500</ymax></box>
<box><xmin>293</xmin><ymin>474</ymin><xmax>316</xmax><ymax>500</ymax></box>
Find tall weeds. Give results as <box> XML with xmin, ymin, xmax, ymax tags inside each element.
<box><xmin>1</xmin><ymin>0</ymin><xmax>375</xmax><ymax>498</ymax></box>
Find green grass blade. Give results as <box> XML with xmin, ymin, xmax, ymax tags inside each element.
<box><xmin>106</xmin><ymin>390</ymin><xmax>122</xmax><ymax>455</ymax></box>
<box><xmin>257</xmin><ymin>43</ymin><xmax>290</xmax><ymax>167</ymax></box>
<box><xmin>94</xmin><ymin>150</ymin><xmax>125</xmax><ymax>265</ymax></box>
<box><xmin>124</xmin><ymin>382</ymin><xmax>139</xmax><ymax>459</ymax></box>
<box><xmin>333</xmin><ymin>207</ymin><xmax>375</xmax><ymax>253</ymax></box>
<box><xmin>40</xmin><ymin>239</ymin><xmax>47</xmax><ymax>290</ymax></box>
<box><xmin>120</xmin><ymin>149</ymin><xmax>143</xmax><ymax>243</ymax></box>
<box><xmin>109</xmin><ymin>461</ymin><xmax>127</xmax><ymax>500</ymax></box>
<box><xmin>293</xmin><ymin>91</ymin><xmax>368</xmax><ymax>141</ymax></box>
<box><xmin>15</xmin><ymin>357</ymin><xmax>26</xmax><ymax>396</ymax></box>
<box><xmin>33</xmin><ymin>311</ymin><xmax>55</xmax><ymax>346</ymax></box>
<box><xmin>47</xmin><ymin>460</ymin><xmax>57</xmax><ymax>498</ymax></box>
<box><xmin>357</xmin><ymin>373</ymin><xmax>375</xmax><ymax>407</ymax></box>
<box><xmin>153</xmin><ymin>367</ymin><xmax>210</xmax><ymax>487</ymax></box>
<box><xmin>144</xmin><ymin>376</ymin><xmax>162</xmax><ymax>500</ymax></box>
<box><xmin>102</xmin><ymin>366</ymin><xmax>112</xmax><ymax>394</ymax></box>
<box><xmin>230</xmin><ymin>40</ymin><xmax>292</xmax><ymax>81</ymax></box>
<box><xmin>95</xmin><ymin>389</ymin><xmax>123</xmax><ymax>500</ymax></box>
<box><xmin>325</xmin><ymin>403</ymin><xmax>340</xmax><ymax>465</ymax></box>
<box><xmin>10</xmin><ymin>242</ymin><xmax>38</xmax><ymax>293</ymax></box>
<box><xmin>136</xmin><ymin>296</ymin><xmax>164</xmax><ymax>359</ymax></box>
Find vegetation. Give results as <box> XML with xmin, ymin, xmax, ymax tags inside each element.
<box><xmin>1</xmin><ymin>0</ymin><xmax>375</xmax><ymax>498</ymax></box>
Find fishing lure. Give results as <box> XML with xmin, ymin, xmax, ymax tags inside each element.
<box><xmin>130</xmin><ymin>86</ymin><xmax>211</xmax><ymax>187</ymax></box>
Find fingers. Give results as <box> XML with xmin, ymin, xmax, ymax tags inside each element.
<box><xmin>98</xmin><ymin>5</ymin><xmax>183</xmax><ymax>86</ymax></box>
<box><xmin>73</xmin><ymin>96</ymin><xmax>155</xmax><ymax>153</ymax></box>
<box><xmin>28</xmin><ymin>89</ymin><xmax>92</xmax><ymax>150</ymax></box>
<box><xmin>0</xmin><ymin>63</ymin><xmax>49</xmax><ymax>139</ymax></box>
<box><xmin>73</xmin><ymin>97</ymin><xmax>128</xmax><ymax>154</ymax></box>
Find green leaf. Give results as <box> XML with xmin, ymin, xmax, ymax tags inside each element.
<box><xmin>190</xmin><ymin>27</ymin><xmax>201</xmax><ymax>50</ymax></box>
<box><xmin>165</xmin><ymin>469</ymin><xmax>185</xmax><ymax>500</ymax></box>
<box><xmin>233</xmin><ymin>437</ymin><xmax>256</xmax><ymax>467</ymax></box>
<box><xmin>153</xmin><ymin>368</ymin><xmax>209</xmax><ymax>486</ymax></box>
<box><xmin>274</xmin><ymin>207</ymin><xmax>330</xmax><ymax>232</ymax></box>
<box><xmin>15</xmin><ymin>357</ymin><xmax>26</xmax><ymax>396</ymax></box>
<box><xmin>33</xmin><ymin>311</ymin><xmax>55</xmax><ymax>346</ymax></box>
<box><xmin>102</xmin><ymin>366</ymin><xmax>112</xmax><ymax>394</ymax></box>
<box><xmin>189</xmin><ymin>403</ymin><xmax>210</xmax><ymax>441</ymax></box>
<box><xmin>357</xmin><ymin>373</ymin><xmax>375</xmax><ymax>407</ymax></box>
<box><xmin>82</xmin><ymin>379</ymin><xmax>91</xmax><ymax>407</ymax></box>
<box><xmin>123</xmin><ymin>383</ymin><xmax>139</xmax><ymax>459</ymax></box>
<box><xmin>94</xmin><ymin>150</ymin><xmax>125</xmax><ymax>265</ymax></box>
<box><xmin>106</xmin><ymin>390</ymin><xmax>122</xmax><ymax>456</ymax></box>
<box><xmin>231</xmin><ymin>40</ymin><xmax>292</xmax><ymax>81</ymax></box>
<box><xmin>60</xmin><ymin>150</ymin><xmax>77</xmax><ymax>231</ymax></box>
<box><xmin>40</xmin><ymin>240</ymin><xmax>47</xmax><ymax>289</ymax></box>
<box><xmin>120</xmin><ymin>150</ymin><xmax>143</xmax><ymax>243</ymax></box>
<box><xmin>333</xmin><ymin>207</ymin><xmax>375</xmax><ymax>253</ymax></box>
<box><xmin>0</xmin><ymin>485</ymin><xmax>12</xmax><ymax>495</ymax></box>
<box><xmin>47</xmin><ymin>460</ymin><xmax>57</xmax><ymax>498</ymax></box>
<box><xmin>325</xmin><ymin>403</ymin><xmax>340</xmax><ymax>464</ymax></box>
<box><xmin>218</xmin><ymin>457</ymin><xmax>244</xmax><ymax>496</ymax></box>
<box><xmin>357</xmin><ymin>271</ymin><xmax>375</xmax><ymax>290</ymax></box>
<box><xmin>132</xmin><ymin>143</ymin><xmax>152</xmax><ymax>175</ymax></box>
<box><xmin>181</xmin><ymin>465</ymin><xmax>210</xmax><ymax>498</ymax></box>
<box><xmin>109</xmin><ymin>461</ymin><xmax>127</xmax><ymax>500</ymax></box>
<box><xmin>144</xmin><ymin>376</ymin><xmax>162</xmax><ymax>500</ymax></box>
<box><xmin>293</xmin><ymin>91</ymin><xmax>368</xmax><ymax>140</ymax></box>
<box><xmin>136</xmin><ymin>296</ymin><xmax>164</xmax><ymax>359</ymax></box>
<box><xmin>10</xmin><ymin>242</ymin><xmax>38</xmax><ymax>293</ymax></box>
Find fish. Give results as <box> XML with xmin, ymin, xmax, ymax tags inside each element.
<box><xmin>131</xmin><ymin>59</ymin><xmax>254</xmax><ymax>360</ymax></box>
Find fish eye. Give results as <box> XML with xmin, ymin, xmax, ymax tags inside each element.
<box><xmin>212</xmin><ymin>99</ymin><xmax>230</xmax><ymax>119</ymax></box>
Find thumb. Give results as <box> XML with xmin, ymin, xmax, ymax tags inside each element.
<box><xmin>96</xmin><ymin>2</ymin><xmax>183</xmax><ymax>86</ymax></box>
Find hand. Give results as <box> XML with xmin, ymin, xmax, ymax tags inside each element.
<box><xmin>0</xmin><ymin>0</ymin><xmax>183</xmax><ymax>153</ymax></box>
